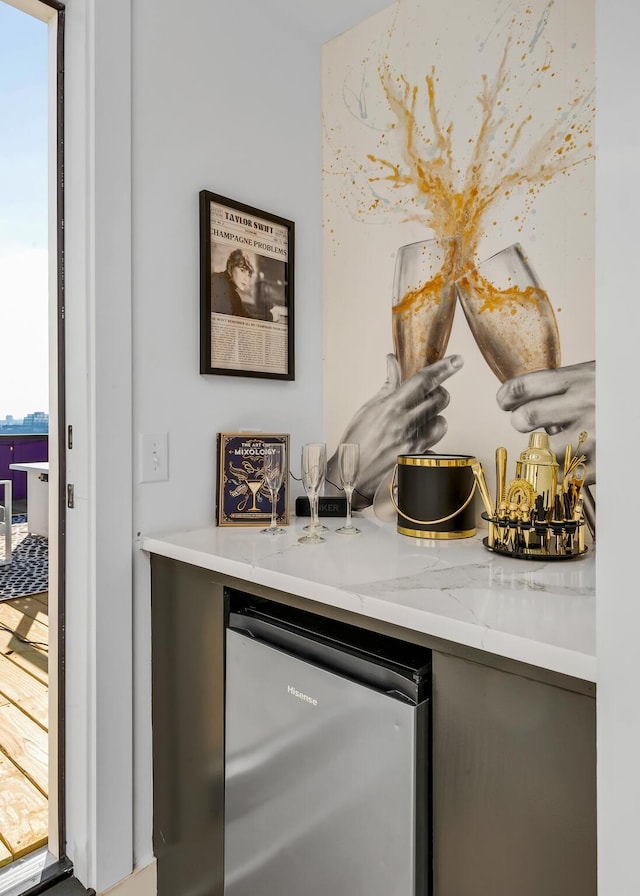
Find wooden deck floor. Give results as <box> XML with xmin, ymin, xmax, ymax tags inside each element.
<box><xmin>0</xmin><ymin>593</ymin><xmax>48</xmax><ymax>867</ymax></box>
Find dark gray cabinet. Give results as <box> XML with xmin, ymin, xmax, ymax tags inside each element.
<box><xmin>150</xmin><ymin>555</ymin><xmax>596</xmax><ymax>896</ymax></box>
<box><xmin>151</xmin><ymin>558</ymin><xmax>226</xmax><ymax>896</ymax></box>
<box><xmin>432</xmin><ymin>652</ymin><xmax>596</xmax><ymax>895</ymax></box>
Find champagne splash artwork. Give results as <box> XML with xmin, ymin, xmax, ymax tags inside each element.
<box><xmin>324</xmin><ymin>0</ymin><xmax>595</xmax><ymax>381</ymax></box>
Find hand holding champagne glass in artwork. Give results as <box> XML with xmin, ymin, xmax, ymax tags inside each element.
<box><xmin>299</xmin><ymin>443</ymin><xmax>327</xmax><ymax>545</ymax></box>
<box><xmin>455</xmin><ymin>243</ymin><xmax>595</xmax><ymax>479</ymax></box>
<box><xmin>260</xmin><ymin>443</ymin><xmax>286</xmax><ymax>535</ymax></box>
<box><xmin>496</xmin><ymin>360</ymin><xmax>596</xmax><ymax>483</ymax></box>
<box><xmin>325</xmin><ymin>354</ymin><xmax>463</xmax><ymax>511</ymax></box>
<box><xmin>336</xmin><ymin>443</ymin><xmax>361</xmax><ymax>535</ymax></box>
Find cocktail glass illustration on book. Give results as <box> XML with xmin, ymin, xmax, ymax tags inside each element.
<box><xmin>392</xmin><ymin>237</ymin><xmax>459</xmax><ymax>381</ymax></box>
<box><xmin>246</xmin><ymin>478</ymin><xmax>262</xmax><ymax>512</ymax></box>
<box><xmin>298</xmin><ymin>443</ymin><xmax>327</xmax><ymax>545</ymax></box>
<box><xmin>454</xmin><ymin>243</ymin><xmax>561</xmax><ymax>382</ymax></box>
<box><xmin>336</xmin><ymin>442</ymin><xmax>361</xmax><ymax>535</ymax></box>
<box><xmin>260</xmin><ymin>443</ymin><xmax>286</xmax><ymax>535</ymax></box>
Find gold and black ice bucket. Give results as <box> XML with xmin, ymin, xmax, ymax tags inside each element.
<box><xmin>393</xmin><ymin>454</ymin><xmax>478</xmax><ymax>539</ymax></box>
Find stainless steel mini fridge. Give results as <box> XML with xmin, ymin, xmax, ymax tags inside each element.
<box><xmin>224</xmin><ymin>598</ymin><xmax>431</xmax><ymax>896</ymax></box>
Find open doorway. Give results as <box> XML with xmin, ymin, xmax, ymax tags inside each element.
<box><xmin>0</xmin><ymin>0</ymin><xmax>65</xmax><ymax>890</ymax></box>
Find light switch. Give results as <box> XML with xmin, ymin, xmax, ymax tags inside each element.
<box><xmin>140</xmin><ymin>433</ymin><xmax>169</xmax><ymax>482</ymax></box>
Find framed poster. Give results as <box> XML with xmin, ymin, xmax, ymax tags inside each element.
<box><xmin>216</xmin><ymin>432</ymin><xmax>290</xmax><ymax>526</ymax></box>
<box><xmin>200</xmin><ymin>191</ymin><xmax>295</xmax><ymax>379</ymax></box>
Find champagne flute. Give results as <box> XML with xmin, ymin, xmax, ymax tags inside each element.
<box><xmin>302</xmin><ymin>496</ymin><xmax>329</xmax><ymax>532</ymax></box>
<box><xmin>454</xmin><ymin>243</ymin><xmax>561</xmax><ymax>382</ymax></box>
<box><xmin>260</xmin><ymin>444</ymin><xmax>286</xmax><ymax>535</ymax></box>
<box><xmin>392</xmin><ymin>236</ymin><xmax>460</xmax><ymax>381</ymax></box>
<box><xmin>336</xmin><ymin>443</ymin><xmax>361</xmax><ymax>535</ymax></box>
<box><xmin>298</xmin><ymin>443</ymin><xmax>326</xmax><ymax>545</ymax></box>
<box><xmin>303</xmin><ymin>495</ymin><xmax>328</xmax><ymax>532</ymax></box>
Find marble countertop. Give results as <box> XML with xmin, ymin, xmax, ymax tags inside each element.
<box><xmin>142</xmin><ymin>517</ymin><xmax>596</xmax><ymax>682</ymax></box>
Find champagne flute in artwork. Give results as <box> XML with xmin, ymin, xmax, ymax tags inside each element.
<box><xmin>260</xmin><ymin>444</ymin><xmax>286</xmax><ymax>535</ymax></box>
<box><xmin>298</xmin><ymin>443</ymin><xmax>327</xmax><ymax>545</ymax></box>
<box><xmin>454</xmin><ymin>243</ymin><xmax>561</xmax><ymax>382</ymax></box>
<box><xmin>336</xmin><ymin>443</ymin><xmax>361</xmax><ymax>535</ymax></box>
<box><xmin>370</xmin><ymin>237</ymin><xmax>459</xmax><ymax>524</ymax></box>
<box><xmin>392</xmin><ymin>237</ymin><xmax>460</xmax><ymax>381</ymax></box>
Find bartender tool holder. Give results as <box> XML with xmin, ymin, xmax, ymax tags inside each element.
<box><xmin>481</xmin><ymin>431</ymin><xmax>590</xmax><ymax>561</ymax></box>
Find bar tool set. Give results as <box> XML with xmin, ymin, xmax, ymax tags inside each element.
<box><xmin>476</xmin><ymin>430</ymin><xmax>589</xmax><ymax>560</ymax></box>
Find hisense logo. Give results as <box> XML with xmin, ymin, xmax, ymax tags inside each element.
<box><xmin>287</xmin><ymin>685</ymin><xmax>318</xmax><ymax>706</ymax></box>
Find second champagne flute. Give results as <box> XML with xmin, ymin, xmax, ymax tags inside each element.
<box><xmin>454</xmin><ymin>243</ymin><xmax>561</xmax><ymax>382</ymax></box>
<box><xmin>298</xmin><ymin>443</ymin><xmax>326</xmax><ymax>545</ymax></box>
<box><xmin>336</xmin><ymin>442</ymin><xmax>361</xmax><ymax>535</ymax></box>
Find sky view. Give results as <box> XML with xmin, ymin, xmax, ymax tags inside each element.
<box><xmin>0</xmin><ymin>0</ymin><xmax>49</xmax><ymax>420</ymax></box>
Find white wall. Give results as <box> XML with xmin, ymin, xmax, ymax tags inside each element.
<box><xmin>595</xmin><ymin>0</ymin><xmax>640</xmax><ymax>893</ymax></box>
<box><xmin>131</xmin><ymin>0</ymin><xmax>325</xmax><ymax>537</ymax></box>
<box><xmin>62</xmin><ymin>0</ymin><xmax>640</xmax><ymax>893</ymax></box>
<box><xmin>131</xmin><ymin>0</ymin><xmax>325</xmax><ymax>534</ymax></box>
<box><xmin>130</xmin><ymin>0</ymin><xmax>324</xmax><ymax>876</ymax></box>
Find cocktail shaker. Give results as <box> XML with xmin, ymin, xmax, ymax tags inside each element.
<box><xmin>515</xmin><ymin>432</ymin><xmax>558</xmax><ymax>500</ymax></box>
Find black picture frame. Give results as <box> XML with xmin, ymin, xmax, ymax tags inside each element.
<box><xmin>199</xmin><ymin>190</ymin><xmax>295</xmax><ymax>380</ymax></box>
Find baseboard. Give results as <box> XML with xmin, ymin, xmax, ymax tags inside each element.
<box><xmin>97</xmin><ymin>862</ymin><xmax>156</xmax><ymax>896</ymax></box>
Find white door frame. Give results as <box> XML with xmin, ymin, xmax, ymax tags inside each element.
<box><xmin>63</xmin><ymin>0</ymin><xmax>134</xmax><ymax>890</ymax></box>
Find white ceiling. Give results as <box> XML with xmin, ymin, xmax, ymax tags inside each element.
<box><xmin>261</xmin><ymin>0</ymin><xmax>393</xmax><ymax>44</ymax></box>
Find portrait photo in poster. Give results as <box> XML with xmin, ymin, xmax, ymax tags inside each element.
<box><xmin>200</xmin><ymin>191</ymin><xmax>295</xmax><ymax>380</ymax></box>
<box><xmin>322</xmin><ymin>0</ymin><xmax>595</xmax><ymax>518</ymax></box>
